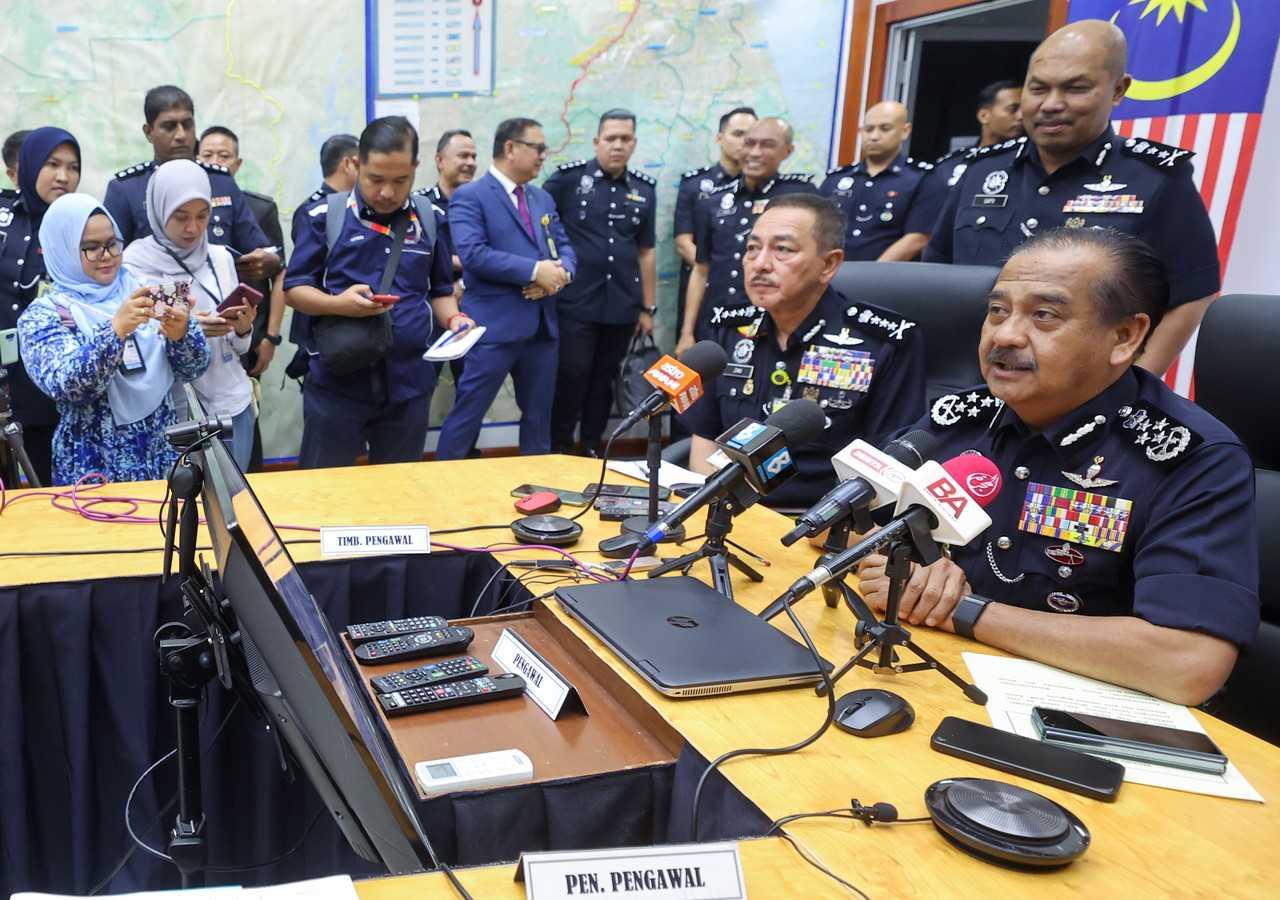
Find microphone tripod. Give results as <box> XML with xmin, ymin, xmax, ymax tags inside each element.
<box><xmin>647</xmin><ymin>494</ymin><xmax>764</xmax><ymax>602</ymax></box>
<box><xmin>0</xmin><ymin>371</ymin><xmax>41</xmax><ymax>488</ymax></box>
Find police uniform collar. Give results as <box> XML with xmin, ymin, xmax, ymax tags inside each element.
<box><xmin>995</xmin><ymin>368</ymin><xmax>1140</xmax><ymax>455</ymax></box>
<box><xmin>756</xmin><ymin>288</ymin><xmax>840</xmax><ymax>350</ymax></box>
<box><xmin>353</xmin><ymin>187</ymin><xmax>409</xmax><ymax>223</ymax></box>
<box><xmin>1022</xmin><ymin>127</ymin><xmax>1116</xmax><ymax>173</ymax></box>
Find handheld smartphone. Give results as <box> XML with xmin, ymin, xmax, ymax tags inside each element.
<box><xmin>217</xmin><ymin>283</ymin><xmax>264</xmax><ymax>314</ymax></box>
<box><xmin>1032</xmin><ymin>707</ymin><xmax>1228</xmax><ymax>775</ymax></box>
<box><xmin>509</xmin><ymin>484</ymin><xmax>589</xmax><ymax>507</ymax></box>
<box><xmin>583</xmin><ymin>482</ymin><xmax>671</xmax><ymax>501</ymax></box>
<box><xmin>370</xmin><ymin>294</ymin><xmax>401</xmax><ymax>306</ymax></box>
<box><xmin>0</xmin><ymin>327</ymin><xmax>18</xmax><ymax>367</ymax></box>
<box><xmin>930</xmin><ymin>716</ymin><xmax>1124</xmax><ymax>802</ymax></box>
<box><xmin>594</xmin><ymin>498</ymin><xmax>675</xmax><ymax>521</ymax></box>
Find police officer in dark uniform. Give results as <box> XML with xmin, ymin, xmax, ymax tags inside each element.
<box><xmin>543</xmin><ymin>110</ymin><xmax>658</xmax><ymax>455</ymax></box>
<box><xmin>284</xmin><ymin>117</ymin><xmax>468</xmax><ymax>469</ymax></box>
<box><xmin>674</xmin><ymin>107</ymin><xmax>756</xmax><ymax>334</ymax></box>
<box><xmin>103</xmin><ymin>85</ymin><xmax>279</xmax><ymax>285</ymax></box>
<box><xmin>0</xmin><ymin>127</ymin><xmax>82</xmax><ymax>485</ymax></box>
<box><xmin>924</xmin><ymin>20</ymin><xmax>1220</xmax><ymax>377</ymax></box>
<box><xmin>860</xmin><ymin>228</ymin><xmax>1257</xmax><ymax>706</ymax></box>
<box><xmin>678</xmin><ymin>117</ymin><xmax>816</xmax><ymax>355</ymax></box>
<box><xmin>3</xmin><ymin>129</ymin><xmax>30</xmax><ymax>191</ymax></box>
<box><xmin>682</xmin><ymin>194</ymin><xmax>926</xmax><ymax>510</ymax></box>
<box><xmin>820</xmin><ymin>101</ymin><xmax>940</xmax><ymax>262</ymax></box>
<box><xmin>921</xmin><ymin>80</ymin><xmax>1024</xmax><ymax>217</ymax></box>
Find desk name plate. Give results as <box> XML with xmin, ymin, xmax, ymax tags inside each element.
<box><xmin>319</xmin><ymin>525</ymin><xmax>431</xmax><ymax>558</ymax></box>
<box><xmin>491</xmin><ymin>627</ymin><xmax>588</xmax><ymax>720</ymax></box>
<box><xmin>515</xmin><ymin>841</ymin><xmax>747</xmax><ymax>900</ymax></box>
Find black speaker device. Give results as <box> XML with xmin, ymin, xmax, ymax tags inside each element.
<box><xmin>924</xmin><ymin>778</ymin><xmax>1090</xmax><ymax>867</ymax></box>
<box><xmin>510</xmin><ymin>515</ymin><xmax>583</xmax><ymax>547</ymax></box>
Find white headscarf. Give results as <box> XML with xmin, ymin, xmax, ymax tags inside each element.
<box><xmin>124</xmin><ymin>159</ymin><xmax>213</xmax><ymax>278</ymax></box>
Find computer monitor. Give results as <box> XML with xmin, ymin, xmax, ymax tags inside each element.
<box><xmin>190</xmin><ymin>394</ymin><xmax>434</xmax><ymax>874</ymax></box>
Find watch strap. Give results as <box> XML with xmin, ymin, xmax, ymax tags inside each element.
<box><xmin>952</xmin><ymin>593</ymin><xmax>992</xmax><ymax>639</ymax></box>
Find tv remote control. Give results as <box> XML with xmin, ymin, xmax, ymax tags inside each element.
<box><xmin>353</xmin><ymin>626</ymin><xmax>474</xmax><ymax>665</ymax></box>
<box><xmin>371</xmin><ymin>656</ymin><xmax>489</xmax><ymax>694</ymax></box>
<box><xmin>346</xmin><ymin>615</ymin><xmax>449</xmax><ymax>643</ymax></box>
<box><xmin>378</xmin><ymin>673</ymin><xmax>526</xmax><ymax>716</ymax></box>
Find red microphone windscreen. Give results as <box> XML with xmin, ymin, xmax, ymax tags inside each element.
<box><xmin>940</xmin><ymin>452</ymin><xmax>1003</xmax><ymax>508</ymax></box>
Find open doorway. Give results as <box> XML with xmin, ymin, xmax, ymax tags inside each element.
<box><xmin>883</xmin><ymin>0</ymin><xmax>1050</xmax><ymax>161</ymax></box>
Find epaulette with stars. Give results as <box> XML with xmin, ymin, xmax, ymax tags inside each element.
<box><xmin>928</xmin><ymin>387</ymin><xmax>1004</xmax><ymax>429</ymax></box>
<box><xmin>1115</xmin><ymin>401</ymin><xmax>1202</xmax><ymax>466</ymax></box>
<box><xmin>971</xmin><ymin>136</ymin><xmax>1026</xmax><ymax>160</ymax></box>
<box><xmin>556</xmin><ymin>158</ymin><xmax>589</xmax><ymax>172</ymax></box>
<box><xmin>197</xmin><ymin>160</ymin><xmax>230</xmax><ymax>176</ymax></box>
<box><xmin>681</xmin><ymin>163</ymin><xmax>714</xmax><ymax>181</ymax></box>
<box><xmin>826</xmin><ymin>162</ymin><xmax>855</xmax><ymax>176</ymax></box>
<box><xmin>1120</xmin><ymin>136</ymin><xmax>1195</xmax><ymax>171</ymax></box>
<box><xmin>306</xmin><ymin>189</ymin><xmax>324</xmax><ymax>203</ymax></box>
<box><xmin>934</xmin><ymin>147</ymin><xmax>968</xmax><ymax>166</ymax></box>
<box><xmin>778</xmin><ymin>172</ymin><xmax>813</xmax><ymax>184</ymax></box>
<box><xmin>628</xmin><ymin>167</ymin><xmax>656</xmax><ymax>186</ymax></box>
<box><xmin>842</xmin><ymin>301</ymin><xmax>917</xmax><ymax>342</ymax></box>
<box><xmin>114</xmin><ymin>160</ymin><xmax>156</xmax><ymax>180</ymax></box>
<box><xmin>906</xmin><ymin>157</ymin><xmax>934</xmax><ymax>171</ymax></box>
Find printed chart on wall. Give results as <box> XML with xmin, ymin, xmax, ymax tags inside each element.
<box><xmin>364</xmin><ymin>0</ymin><xmax>850</xmax><ymax>332</ymax></box>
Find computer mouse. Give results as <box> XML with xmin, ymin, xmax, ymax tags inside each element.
<box><xmin>833</xmin><ymin>688</ymin><xmax>915</xmax><ymax>738</ymax></box>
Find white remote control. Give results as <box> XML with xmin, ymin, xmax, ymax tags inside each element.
<box><xmin>414</xmin><ymin>749</ymin><xmax>534</xmax><ymax>796</ymax></box>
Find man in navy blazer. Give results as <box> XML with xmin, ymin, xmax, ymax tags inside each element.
<box><xmin>436</xmin><ymin>117</ymin><xmax>577</xmax><ymax>458</ymax></box>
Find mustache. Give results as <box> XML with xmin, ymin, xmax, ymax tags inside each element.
<box><xmin>987</xmin><ymin>347</ymin><xmax>1036</xmax><ymax>370</ymax></box>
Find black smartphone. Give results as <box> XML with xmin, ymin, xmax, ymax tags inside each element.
<box><xmin>594</xmin><ymin>498</ymin><xmax>675</xmax><ymax>521</ymax></box>
<box><xmin>1032</xmin><ymin>707</ymin><xmax>1228</xmax><ymax>775</ymax></box>
<box><xmin>930</xmin><ymin>716</ymin><xmax>1124</xmax><ymax>802</ymax></box>
<box><xmin>583</xmin><ymin>482</ymin><xmax>671</xmax><ymax>501</ymax></box>
<box><xmin>509</xmin><ymin>483</ymin><xmax>589</xmax><ymax>507</ymax></box>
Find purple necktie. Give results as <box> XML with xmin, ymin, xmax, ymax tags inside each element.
<box><xmin>513</xmin><ymin>184</ymin><xmax>535</xmax><ymax>240</ymax></box>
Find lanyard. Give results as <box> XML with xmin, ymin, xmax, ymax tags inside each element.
<box><xmin>347</xmin><ymin>192</ymin><xmax>420</xmax><ymax>241</ymax></box>
<box><xmin>163</xmin><ymin>247</ymin><xmax>227</xmax><ymax>309</ymax></box>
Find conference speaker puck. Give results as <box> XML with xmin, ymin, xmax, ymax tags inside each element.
<box><xmin>511</xmin><ymin>514</ymin><xmax>583</xmax><ymax>547</ymax></box>
<box><xmin>924</xmin><ymin>778</ymin><xmax>1090</xmax><ymax>867</ymax></box>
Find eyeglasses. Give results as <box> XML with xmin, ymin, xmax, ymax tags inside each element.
<box><xmin>80</xmin><ymin>239</ymin><xmax>122</xmax><ymax>262</ymax></box>
<box><xmin>511</xmin><ymin>139</ymin><xmax>548</xmax><ymax>154</ymax></box>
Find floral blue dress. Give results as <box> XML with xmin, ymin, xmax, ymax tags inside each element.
<box><xmin>17</xmin><ymin>305</ymin><xmax>211</xmax><ymax>485</ymax></box>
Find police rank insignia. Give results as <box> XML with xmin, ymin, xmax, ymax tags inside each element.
<box><xmin>797</xmin><ymin>345</ymin><xmax>874</xmax><ymax>393</ymax></box>
<box><xmin>1018</xmin><ymin>482</ymin><xmax>1132</xmax><ymax>552</ymax></box>
<box><xmin>1119</xmin><ymin>403</ymin><xmax>1201</xmax><ymax>464</ymax></box>
<box><xmin>930</xmin><ymin>390</ymin><xmax>1003</xmax><ymax>427</ymax></box>
<box><xmin>1062</xmin><ymin>194</ymin><xmax>1145</xmax><ymax>215</ymax></box>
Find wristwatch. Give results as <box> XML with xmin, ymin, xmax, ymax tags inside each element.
<box><xmin>264</xmin><ymin>333</ymin><xmax>283</xmax><ymax>346</ymax></box>
<box><xmin>952</xmin><ymin>593</ymin><xmax>992</xmax><ymax>639</ymax></box>
<box><xmin>641</xmin><ymin>305</ymin><xmax>658</xmax><ymax>316</ymax></box>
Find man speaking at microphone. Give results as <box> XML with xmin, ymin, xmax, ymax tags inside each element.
<box><xmin>858</xmin><ymin>228</ymin><xmax>1259</xmax><ymax>705</ymax></box>
<box><xmin>681</xmin><ymin>194</ymin><xmax>926</xmax><ymax>511</ymax></box>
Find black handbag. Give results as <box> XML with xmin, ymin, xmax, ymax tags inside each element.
<box><xmin>312</xmin><ymin>212</ymin><xmax>409</xmax><ymax>376</ymax></box>
<box><xmin>614</xmin><ymin>332</ymin><xmax>662</xmax><ymax>415</ymax></box>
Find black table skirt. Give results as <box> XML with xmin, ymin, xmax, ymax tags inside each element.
<box><xmin>0</xmin><ymin>554</ymin><xmax>768</xmax><ymax>894</ymax></box>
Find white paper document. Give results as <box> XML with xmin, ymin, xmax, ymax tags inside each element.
<box><xmin>422</xmin><ymin>324</ymin><xmax>485</xmax><ymax>361</ymax></box>
<box><xmin>963</xmin><ymin>652</ymin><xmax>1263</xmax><ymax>802</ymax></box>
<box><xmin>606</xmin><ymin>458</ymin><xmax>707</xmax><ymax>488</ymax></box>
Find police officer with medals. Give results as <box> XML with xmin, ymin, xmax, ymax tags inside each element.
<box><xmin>925</xmin><ymin>80</ymin><xmax>1025</xmax><ymax>207</ymax></box>
<box><xmin>819</xmin><ymin>101</ymin><xmax>941</xmax><ymax>262</ymax></box>
<box><xmin>859</xmin><ymin>228</ymin><xmax>1258</xmax><ymax>706</ymax></box>
<box><xmin>674</xmin><ymin>107</ymin><xmax>756</xmax><ymax>334</ymax></box>
<box><xmin>924</xmin><ymin>20</ymin><xmax>1220</xmax><ymax>377</ymax></box>
<box><xmin>103</xmin><ymin>85</ymin><xmax>279</xmax><ymax>285</ymax></box>
<box><xmin>543</xmin><ymin>109</ymin><xmax>657</xmax><ymax>456</ymax></box>
<box><xmin>677</xmin><ymin>117</ymin><xmax>816</xmax><ymax>356</ymax></box>
<box><xmin>681</xmin><ymin>194</ymin><xmax>926</xmax><ymax>511</ymax></box>
<box><xmin>0</xmin><ymin>127</ymin><xmax>82</xmax><ymax>486</ymax></box>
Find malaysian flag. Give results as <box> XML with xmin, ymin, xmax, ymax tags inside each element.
<box><xmin>1069</xmin><ymin>0</ymin><xmax>1280</xmax><ymax>397</ymax></box>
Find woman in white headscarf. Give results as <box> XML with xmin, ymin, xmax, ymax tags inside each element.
<box><xmin>123</xmin><ymin>159</ymin><xmax>257</xmax><ymax>470</ymax></box>
<box><xmin>16</xmin><ymin>194</ymin><xmax>210</xmax><ymax>485</ymax></box>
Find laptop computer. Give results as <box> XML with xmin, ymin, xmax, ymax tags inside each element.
<box><xmin>555</xmin><ymin>576</ymin><xmax>829</xmax><ymax>698</ymax></box>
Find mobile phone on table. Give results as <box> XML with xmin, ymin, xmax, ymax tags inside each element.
<box><xmin>217</xmin><ymin>283</ymin><xmax>264</xmax><ymax>314</ymax></box>
<box><xmin>370</xmin><ymin>294</ymin><xmax>401</xmax><ymax>306</ymax></box>
<box><xmin>596</xmin><ymin>556</ymin><xmax>664</xmax><ymax>575</ymax></box>
<box><xmin>509</xmin><ymin>483</ymin><xmax>589</xmax><ymax>507</ymax></box>
<box><xmin>1031</xmin><ymin>707</ymin><xmax>1228</xmax><ymax>775</ymax></box>
<box><xmin>583</xmin><ymin>482</ymin><xmax>671</xmax><ymax>501</ymax></box>
<box><xmin>595</xmin><ymin>498</ymin><xmax>675</xmax><ymax>521</ymax></box>
<box><xmin>930</xmin><ymin>715</ymin><xmax>1124</xmax><ymax>802</ymax></box>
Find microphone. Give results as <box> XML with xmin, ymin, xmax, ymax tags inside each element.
<box><xmin>611</xmin><ymin>341</ymin><xmax>728</xmax><ymax>437</ymax></box>
<box><xmin>851</xmin><ymin>800</ymin><xmax>899</xmax><ymax>825</ymax></box>
<box><xmin>773</xmin><ymin>452</ymin><xmax>1003</xmax><ymax>603</ymax></box>
<box><xmin>640</xmin><ymin>400</ymin><xmax>826</xmax><ymax>549</ymax></box>
<box><xmin>782</xmin><ymin>430</ymin><xmax>938</xmax><ymax>546</ymax></box>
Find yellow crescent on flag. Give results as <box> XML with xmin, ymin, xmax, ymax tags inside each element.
<box><xmin>1113</xmin><ymin>0</ymin><xmax>1242</xmax><ymax>101</ymax></box>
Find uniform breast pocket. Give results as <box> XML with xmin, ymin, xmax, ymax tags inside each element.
<box><xmin>954</xmin><ymin>204</ymin><xmax>1017</xmax><ymax>262</ymax></box>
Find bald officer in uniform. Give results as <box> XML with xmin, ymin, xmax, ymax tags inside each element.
<box><xmin>819</xmin><ymin>101</ymin><xmax>940</xmax><ymax>262</ymax></box>
<box><xmin>860</xmin><ymin>228</ymin><xmax>1258</xmax><ymax>706</ymax></box>
<box><xmin>924</xmin><ymin>20</ymin><xmax>1220</xmax><ymax>377</ymax></box>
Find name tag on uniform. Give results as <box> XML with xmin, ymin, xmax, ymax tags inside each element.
<box><xmin>723</xmin><ymin>363</ymin><xmax>753</xmax><ymax>380</ymax></box>
<box><xmin>797</xmin><ymin>345</ymin><xmax>874</xmax><ymax>392</ymax></box>
<box><xmin>1062</xmin><ymin>194</ymin><xmax>1145</xmax><ymax>214</ymax></box>
<box><xmin>211</xmin><ymin>195</ymin><xmax>233</xmax><ymax>208</ymax></box>
<box><xmin>120</xmin><ymin>336</ymin><xmax>146</xmax><ymax>373</ymax></box>
<box><xmin>1017</xmin><ymin>482</ymin><xmax>1132</xmax><ymax>552</ymax></box>
<box><xmin>972</xmin><ymin>194</ymin><xmax>1008</xmax><ymax>208</ymax></box>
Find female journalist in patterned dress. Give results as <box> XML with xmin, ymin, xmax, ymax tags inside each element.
<box><xmin>16</xmin><ymin>193</ymin><xmax>209</xmax><ymax>485</ymax></box>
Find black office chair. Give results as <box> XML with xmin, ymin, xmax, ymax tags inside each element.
<box><xmin>829</xmin><ymin>261</ymin><xmax>999</xmax><ymax>399</ymax></box>
<box><xmin>1194</xmin><ymin>293</ymin><xmax>1280</xmax><ymax>745</ymax></box>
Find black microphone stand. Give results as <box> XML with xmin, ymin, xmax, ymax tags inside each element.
<box><xmin>0</xmin><ymin>369</ymin><xmax>41</xmax><ymax>488</ymax></box>
<box><xmin>647</xmin><ymin>487</ymin><xmax>764</xmax><ymax>602</ymax></box>
<box><xmin>618</xmin><ymin>411</ymin><xmax>685</xmax><ymax>544</ymax></box>
<box><xmin>760</xmin><ymin>504</ymin><xmax>876</xmax><ymax>622</ymax></box>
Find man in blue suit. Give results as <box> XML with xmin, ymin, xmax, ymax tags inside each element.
<box><xmin>436</xmin><ymin>118</ymin><xmax>577</xmax><ymax>458</ymax></box>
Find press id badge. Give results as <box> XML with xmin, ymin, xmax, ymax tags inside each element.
<box><xmin>120</xmin><ymin>336</ymin><xmax>146</xmax><ymax>373</ymax></box>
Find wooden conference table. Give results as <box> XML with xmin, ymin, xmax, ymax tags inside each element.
<box><xmin>2</xmin><ymin>456</ymin><xmax>1277</xmax><ymax>898</ymax></box>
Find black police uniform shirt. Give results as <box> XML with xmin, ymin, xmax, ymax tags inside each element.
<box><xmin>692</xmin><ymin>173</ymin><xmax>816</xmax><ymax>331</ymax></box>
<box><xmin>924</xmin><ymin>130</ymin><xmax>1220</xmax><ymax>307</ymax></box>
<box><xmin>674</xmin><ymin>162</ymin><xmax>734</xmax><ymax>238</ymax></box>
<box><xmin>0</xmin><ymin>192</ymin><xmax>58</xmax><ymax>428</ymax></box>
<box><xmin>817</xmin><ymin>153</ymin><xmax>940</xmax><ymax>261</ymax></box>
<box><xmin>283</xmin><ymin>188</ymin><xmax>454</xmax><ymax>406</ymax></box>
<box><xmin>681</xmin><ymin>287</ymin><xmax>927</xmax><ymax>510</ymax></box>
<box><xmin>910</xmin><ymin>367</ymin><xmax>1258</xmax><ymax>647</ymax></box>
<box><xmin>542</xmin><ymin>159</ymin><xmax>657</xmax><ymax>325</ymax></box>
<box><xmin>412</xmin><ymin>184</ymin><xmax>461</xmax><ymax>279</ymax></box>
<box><xmin>103</xmin><ymin>159</ymin><xmax>272</xmax><ymax>253</ymax></box>
<box><xmin>292</xmin><ymin>183</ymin><xmax>335</xmax><ymax>245</ymax></box>
<box><xmin>241</xmin><ymin>188</ymin><xmax>286</xmax><ymax>351</ymax></box>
